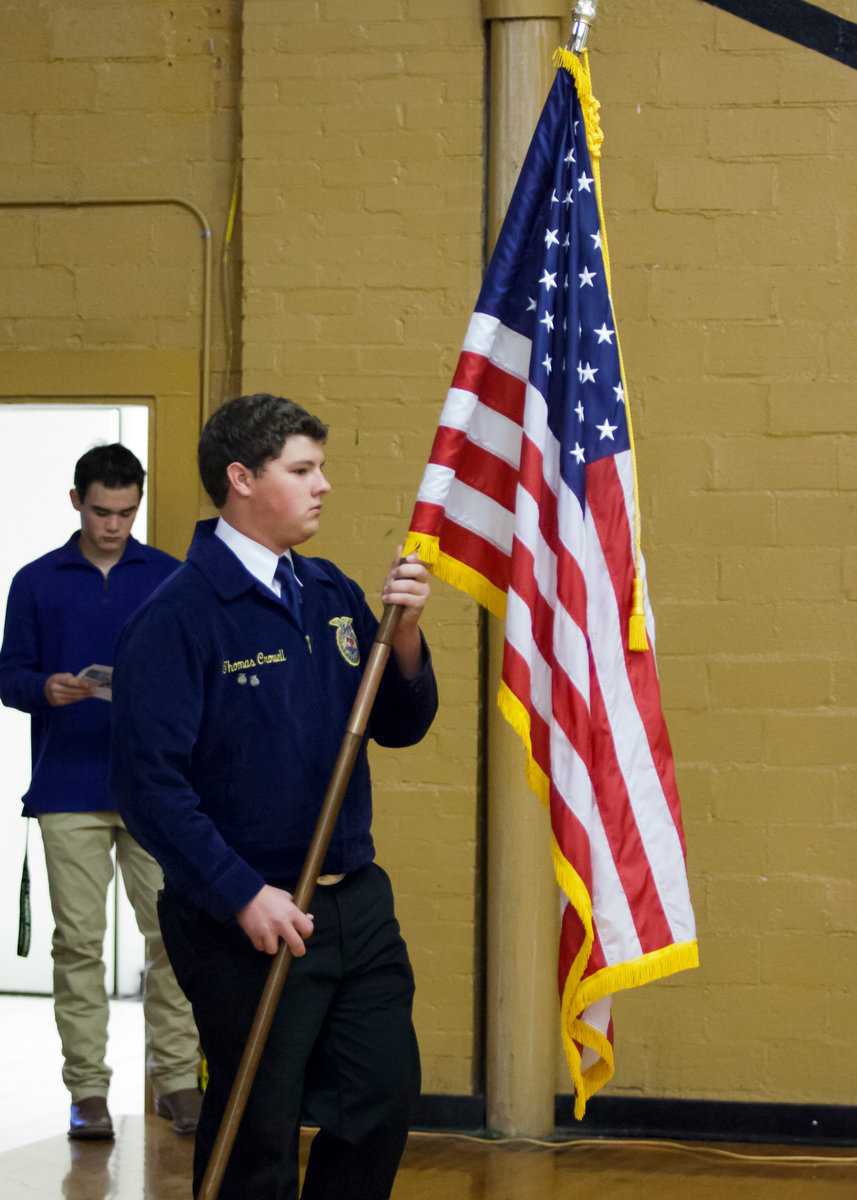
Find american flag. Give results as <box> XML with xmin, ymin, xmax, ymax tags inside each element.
<box><xmin>403</xmin><ymin>56</ymin><xmax>698</xmax><ymax>1117</ymax></box>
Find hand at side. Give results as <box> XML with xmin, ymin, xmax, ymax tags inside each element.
<box><xmin>236</xmin><ymin>884</ymin><xmax>315</xmax><ymax>956</ymax></box>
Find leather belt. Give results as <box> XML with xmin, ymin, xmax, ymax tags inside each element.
<box><xmin>316</xmin><ymin>873</ymin><xmax>346</xmax><ymax>886</ymax></box>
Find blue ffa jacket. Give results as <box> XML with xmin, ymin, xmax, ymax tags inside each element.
<box><xmin>110</xmin><ymin>520</ymin><xmax>438</xmax><ymax>923</ymax></box>
<box><xmin>0</xmin><ymin>533</ymin><xmax>179</xmax><ymax>815</ymax></box>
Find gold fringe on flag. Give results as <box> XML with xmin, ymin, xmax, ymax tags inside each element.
<box><xmin>500</xmin><ymin>679</ymin><xmax>698</xmax><ymax>1117</ymax></box>
<box><xmin>402</xmin><ymin>531</ymin><xmax>507</xmax><ymax>619</ymax></box>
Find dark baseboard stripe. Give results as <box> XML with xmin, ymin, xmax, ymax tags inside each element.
<box><xmin>559</xmin><ymin>1095</ymin><xmax>857</xmax><ymax>1145</ymax></box>
<box><xmin>414</xmin><ymin>1093</ymin><xmax>486</xmax><ymax>1131</ymax></box>
<box><xmin>414</xmin><ymin>1094</ymin><xmax>857</xmax><ymax>1146</ymax></box>
<box><xmin>700</xmin><ymin>0</ymin><xmax>857</xmax><ymax>69</ymax></box>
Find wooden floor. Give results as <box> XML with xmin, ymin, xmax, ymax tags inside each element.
<box><xmin>2</xmin><ymin>1118</ymin><xmax>857</xmax><ymax>1199</ymax></box>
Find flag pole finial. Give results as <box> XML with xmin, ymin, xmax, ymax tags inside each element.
<box><xmin>568</xmin><ymin>0</ymin><xmax>599</xmax><ymax>53</ymax></box>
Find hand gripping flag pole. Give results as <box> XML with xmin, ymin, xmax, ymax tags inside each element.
<box><xmin>198</xmin><ymin>599</ymin><xmax>405</xmax><ymax>1200</ymax></box>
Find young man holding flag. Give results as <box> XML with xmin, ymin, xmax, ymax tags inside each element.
<box><xmin>111</xmin><ymin>393</ymin><xmax>437</xmax><ymax>1199</ymax></box>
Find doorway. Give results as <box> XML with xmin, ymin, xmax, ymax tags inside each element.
<box><xmin>0</xmin><ymin>403</ymin><xmax>151</xmax><ymax>996</ymax></box>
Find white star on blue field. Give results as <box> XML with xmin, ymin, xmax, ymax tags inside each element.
<box><xmin>474</xmin><ymin>68</ymin><xmax>630</xmax><ymax>505</ymax></box>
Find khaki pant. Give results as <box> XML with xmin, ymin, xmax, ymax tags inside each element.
<box><xmin>38</xmin><ymin>811</ymin><xmax>200</xmax><ymax>1104</ymax></box>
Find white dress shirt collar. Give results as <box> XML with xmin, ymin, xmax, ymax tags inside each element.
<box><xmin>214</xmin><ymin>517</ymin><xmax>299</xmax><ymax>596</ymax></box>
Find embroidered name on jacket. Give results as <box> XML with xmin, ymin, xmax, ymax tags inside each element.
<box><xmin>222</xmin><ymin>649</ymin><xmax>286</xmax><ymax>674</ymax></box>
<box><xmin>329</xmin><ymin>617</ymin><xmax>360</xmax><ymax>666</ymax></box>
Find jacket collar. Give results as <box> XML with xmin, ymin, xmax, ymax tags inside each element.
<box><xmin>186</xmin><ymin>518</ymin><xmax>334</xmax><ymax>601</ymax></box>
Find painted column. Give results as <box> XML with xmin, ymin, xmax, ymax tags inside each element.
<box><xmin>481</xmin><ymin>0</ymin><xmax>569</xmax><ymax>1138</ymax></box>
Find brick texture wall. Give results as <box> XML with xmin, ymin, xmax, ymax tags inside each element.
<box><xmin>3</xmin><ymin>0</ymin><xmax>857</xmax><ymax>1111</ymax></box>
<box><xmin>0</xmin><ymin>1</ymin><xmax>242</xmax><ymax>405</ymax></box>
<box><xmin>587</xmin><ymin>0</ymin><xmax>857</xmax><ymax>1104</ymax></box>
<box><xmin>241</xmin><ymin>0</ymin><xmax>486</xmax><ymax>1095</ymax></box>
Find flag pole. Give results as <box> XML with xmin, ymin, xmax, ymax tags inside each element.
<box><xmin>569</xmin><ymin>0</ymin><xmax>599</xmax><ymax>52</ymax></box>
<box><xmin>480</xmin><ymin>3</ymin><xmax>570</xmax><ymax>1141</ymax></box>
<box><xmin>197</xmin><ymin>599</ymin><xmax>405</xmax><ymax>1200</ymax></box>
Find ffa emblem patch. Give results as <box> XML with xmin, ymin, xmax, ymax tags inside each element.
<box><xmin>329</xmin><ymin>617</ymin><xmax>360</xmax><ymax>666</ymax></box>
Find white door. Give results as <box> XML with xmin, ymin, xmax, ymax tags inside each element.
<box><xmin>0</xmin><ymin>403</ymin><xmax>150</xmax><ymax>996</ymax></box>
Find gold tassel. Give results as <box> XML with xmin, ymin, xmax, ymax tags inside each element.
<box><xmin>628</xmin><ymin>575</ymin><xmax>649</xmax><ymax>652</ymax></box>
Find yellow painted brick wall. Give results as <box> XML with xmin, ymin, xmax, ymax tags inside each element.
<box><xmin>5</xmin><ymin>0</ymin><xmax>857</xmax><ymax>1115</ymax></box>
<box><xmin>245</xmin><ymin>0</ymin><xmax>857</xmax><ymax>1108</ymax></box>
<box><xmin>241</xmin><ymin>0</ymin><xmax>486</xmax><ymax>1096</ymax></box>
<box><xmin>0</xmin><ymin>1</ymin><xmax>242</xmax><ymax>407</ymax></box>
<box><xmin>578</xmin><ymin>0</ymin><xmax>857</xmax><ymax>1106</ymax></box>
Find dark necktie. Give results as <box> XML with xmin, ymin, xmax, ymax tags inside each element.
<box><xmin>274</xmin><ymin>555</ymin><xmax>302</xmax><ymax>625</ymax></box>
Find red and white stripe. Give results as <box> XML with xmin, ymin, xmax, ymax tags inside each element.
<box><xmin>410</xmin><ymin>311</ymin><xmax>695</xmax><ymax>1076</ymax></box>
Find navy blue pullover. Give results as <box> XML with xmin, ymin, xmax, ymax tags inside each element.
<box><xmin>0</xmin><ymin>533</ymin><xmax>179</xmax><ymax>814</ymax></box>
<box><xmin>110</xmin><ymin>520</ymin><xmax>438</xmax><ymax>923</ymax></box>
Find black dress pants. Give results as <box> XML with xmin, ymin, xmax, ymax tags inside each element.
<box><xmin>158</xmin><ymin>864</ymin><xmax>421</xmax><ymax>1200</ymax></box>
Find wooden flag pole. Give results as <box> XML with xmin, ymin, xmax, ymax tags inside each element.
<box><xmin>198</xmin><ymin>600</ymin><xmax>405</xmax><ymax>1200</ymax></box>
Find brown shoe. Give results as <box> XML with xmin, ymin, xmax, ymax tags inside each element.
<box><xmin>69</xmin><ymin>1095</ymin><xmax>114</xmax><ymax>1140</ymax></box>
<box><xmin>155</xmin><ymin>1087</ymin><xmax>203</xmax><ymax>1135</ymax></box>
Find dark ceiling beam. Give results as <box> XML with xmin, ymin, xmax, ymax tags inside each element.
<box><xmin>700</xmin><ymin>0</ymin><xmax>857</xmax><ymax>69</ymax></box>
